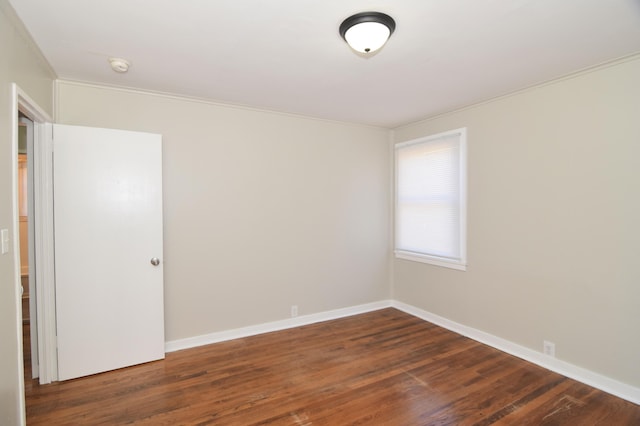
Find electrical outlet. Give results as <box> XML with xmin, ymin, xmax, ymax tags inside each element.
<box><xmin>1</xmin><ymin>229</ymin><xmax>9</xmax><ymax>254</ymax></box>
<box><xmin>543</xmin><ymin>340</ymin><xmax>555</xmax><ymax>357</ymax></box>
<box><xmin>291</xmin><ymin>305</ymin><xmax>298</xmax><ymax>318</ymax></box>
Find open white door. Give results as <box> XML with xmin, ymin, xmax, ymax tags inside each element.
<box><xmin>53</xmin><ymin>124</ymin><xmax>164</xmax><ymax>381</ymax></box>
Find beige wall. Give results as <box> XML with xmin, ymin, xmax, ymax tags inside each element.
<box><xmin>392</xmin><ymin>55</ymin><xmax>640</xmax><ymax>388</ymax></box>
<box><xmin>0</xmin><ymin>0</ymin><xmax>55</xmax><ymax>424</ymax></box>
<box><xmin>56</xmin><ymin>81</ymin><xmax>392</xmax><ymax>341</ymax></box>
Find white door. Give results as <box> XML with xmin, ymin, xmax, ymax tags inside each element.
<box><xmin>53</xmin><ymin>124</ymin><xmax>165</xmax><ymax>381</ymax></box>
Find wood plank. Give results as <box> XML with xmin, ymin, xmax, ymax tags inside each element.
<box><xmin>24</xmin><ymin>308</ymin><xmax>640</xmax><ymax>425</ymax></box>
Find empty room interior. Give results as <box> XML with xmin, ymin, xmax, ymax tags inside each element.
<box><xmin>1</xmin><ymin>0</ymin><xmax>640</xmax><ymax>424</ymax></box>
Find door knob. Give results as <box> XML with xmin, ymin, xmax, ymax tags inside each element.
<box><xmin>150</xmin><ymin>257</ymin><xmax>160</xmax><ymax>266</ymax></box>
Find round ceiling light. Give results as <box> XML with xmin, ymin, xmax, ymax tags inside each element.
<box><xmin>339</xmin><ymin>12</ymin><xmax>396</xmax><ymax>54</ymax></box>
<box><xmin>109</xmin><ymin>57</ymin><xmax>130</xmax><ymax>73</ymax></box>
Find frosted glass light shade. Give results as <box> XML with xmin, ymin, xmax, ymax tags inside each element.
<box><xmin>344</xmin><ymin>22</ymin><xmax>391</xmax><ymax>53</ymax></box>
<box><xmin>340</xmin><ymin>12</ymin><xmax>396</xmax><ymax>55</ymax></box>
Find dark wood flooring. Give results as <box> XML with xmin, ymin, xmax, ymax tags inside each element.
<box><xmin>24</xmin><ymin>308</ymin><xmax>640</xmax><ymax>425</ymax></box>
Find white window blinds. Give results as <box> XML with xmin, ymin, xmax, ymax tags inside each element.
<box><xmin>395</xmin><ymin>128</ymin><xmax>467</xmax><ymax>270</ymax></box>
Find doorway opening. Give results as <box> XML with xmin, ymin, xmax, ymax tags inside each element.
<box><xmin>18</xmin><ymin>114</ymin><xmax>38</xmax><ymax>390</ymax></box>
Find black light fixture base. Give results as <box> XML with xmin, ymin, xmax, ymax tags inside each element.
<box><xmin>339</xmin><ymin>11</ymin><xmax>396</xmax><ymax>42</ymax></box>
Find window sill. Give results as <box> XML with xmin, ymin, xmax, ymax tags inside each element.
<box><xmin>394</xmin><ymin>250</ymin><xmax>467</xmax><ymax>271</ymax></box>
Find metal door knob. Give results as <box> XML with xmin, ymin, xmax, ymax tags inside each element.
<box><xmin>150</xmin><ymin>257</ymin><xmax>160</xmax><ymax>266</ymax></box>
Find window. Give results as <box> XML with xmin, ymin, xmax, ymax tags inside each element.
<box><xmin>395</xmin><ymin>128</ymin><xmax>467</xmax><ymax>270</ymax></box>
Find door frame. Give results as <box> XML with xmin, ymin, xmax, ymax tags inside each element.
<box><xmin>12</xmin><ymin>83</ymin><xmax>57</xmax><ymax>392</ymax></box>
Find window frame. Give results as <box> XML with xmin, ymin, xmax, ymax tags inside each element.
<box><xmin>394</xmin><ymin>127</ymin><xmax>467</xmax><ymax>271</ymax></box>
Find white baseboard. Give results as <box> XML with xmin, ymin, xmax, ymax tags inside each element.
<box><xmin>391</xmin><ymin>300</ymin><xmax>640</xmax><ymax>406</ymax></box>
<box><xmin>165</xmin><ymin>300</ymin><xmax>392</xmax><ymax>353</ymax></box>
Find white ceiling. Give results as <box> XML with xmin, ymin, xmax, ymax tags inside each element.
<box><xmin>9</xmin><ymin>0</ymin><xmax>640</xmax><ymax>128</ymax></box>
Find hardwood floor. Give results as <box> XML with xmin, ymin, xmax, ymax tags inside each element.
<box><xmin>25</xmin><ymin>308</ymin><xmax>640</xmax><ymax>425</ymax></box>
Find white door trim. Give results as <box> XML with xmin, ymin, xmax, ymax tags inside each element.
<box><xmin>32</xmin><ymin>122</ymin><xmax>57</xmax><ymax>384</ymax></box>
<box><xmin>12</xmin><ymin>83</ymin><xmax>57</xmax><ymax>394</ymax></box>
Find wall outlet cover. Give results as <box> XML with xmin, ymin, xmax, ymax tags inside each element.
<box><xmin>1</xmin><ymin>229</ymin><xmax>9</xmax><ymax>254</ymax></box>
<box><xmin>543</xmin><ymin>340</ymin><xmax>556</xmax><ymax>357</ymax></box>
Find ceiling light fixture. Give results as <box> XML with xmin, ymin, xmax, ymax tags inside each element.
<box><xmin>109</xmin><ymin>57</ymin><xmax>130</xmax><ymax>73</ymax></box>
<box><xmin>339</xmin><ymin>12</ymin><xmax>396</xmax><ymax>54</ymax></box>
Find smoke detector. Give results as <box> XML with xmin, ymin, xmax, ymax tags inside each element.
<box><xmin>109</xmin><ymin>57</ymin><xmax>130</xmax><ymax>73</ymax></box>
